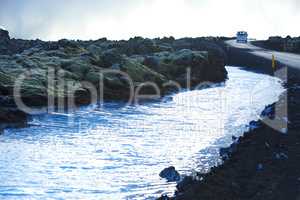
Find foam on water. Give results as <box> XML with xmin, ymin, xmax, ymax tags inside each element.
<box><xmin>0</xmin><ymin>67</ymin><xmax>285</xmax><ymax>200</ymax></box>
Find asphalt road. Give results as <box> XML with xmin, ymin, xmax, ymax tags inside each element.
<box><xmin>225</xmin><ymin>40</ymin><xmax>300</xmax><ymax>69</ymax></box>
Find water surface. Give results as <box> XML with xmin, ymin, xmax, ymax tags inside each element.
<box><xmin>0</xmin><ymin>67</ymin><xmax>284</xmax><ymax>199</ymax></box>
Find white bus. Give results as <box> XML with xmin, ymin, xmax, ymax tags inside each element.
<box><xmin>236</xmin><ymin>31</ymin><xmax>248</xmax><ymax>43</ymax></box>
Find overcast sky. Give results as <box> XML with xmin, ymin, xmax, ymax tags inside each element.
<box><xmin>0</xmin><ymin>0</ymin><xmax>299</xmax><ymax>41</ymax></box>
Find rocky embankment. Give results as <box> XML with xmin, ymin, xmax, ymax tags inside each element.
<box><xmin>159</xmin><ymin>42</ymin><xmax>300</xmax><ymax>200</ymax></box>
<box><xmin>252</xmin><ymin>36</ymin><xmax>300</xmax><ymax>54</ymax></box>
<box><xmin>0</xmin><ymin>29</ymin><xmax>227</xmax><ymax>131</ymax></box>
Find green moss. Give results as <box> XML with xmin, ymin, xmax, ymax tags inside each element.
<box><xmin>121</xmin><ymin>58</ymin><xmax>166</xmax><ymax>83</ymax></box>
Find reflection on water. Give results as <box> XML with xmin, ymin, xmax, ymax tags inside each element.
<box><xmin>0</xmin><ymin>67</ymin><xmax>284</xmax><ymax>200</ymax></box>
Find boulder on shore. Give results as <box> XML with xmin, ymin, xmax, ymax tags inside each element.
<box><xmin>0</xmin><ymin>107</ymin><xmax>27</xmax><ymax>133</ymax></box>
<box><xmin>159</xmin><ymin>166</ymin><xmax>181</xmax><ymax>182</ymax></box>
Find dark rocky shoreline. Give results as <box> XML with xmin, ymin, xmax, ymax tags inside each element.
<box><xmin>0</xmin><ymin>29</ymin><xmax>228</xmax><ymax>131</ymax></box>
<box><xmin>252</xmin><ymin>37</ymin><xmax>300</xmax><ymax>54</ymax></box>
<box><xmin>158</xmin><ymin>42</ymin><xmax>300</xmax><ymax>200</ymax></box>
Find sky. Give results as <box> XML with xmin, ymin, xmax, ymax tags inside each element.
<box><xmin>0</xmin><ymin>0</ymin><xmax>299</xmax><ymax>41</ymax></box>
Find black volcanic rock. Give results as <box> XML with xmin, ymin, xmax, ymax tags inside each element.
<box><xmin>0</xmin><ymin>29</ymin><xmax>10</xmax><ymax>55</ymax></box>
<box><xmin>0</xmin><ymin>107</ymin><xmax>27</xmax><ymax>133</ymax></box>
<box><xmin>0</xmin><ymin>29</ymin><xmax>46</xmax><ymax>55</ymax></box>
<box><xmin>0</xmin><ymin>29</ymin><xmax>10</xmax><ymax>41</ymax></box>
<box><xmin>160</xmin><ymin>166</ymin><xmax>181</xmax><ymax>182</ymax></box>
<box><xmin>0</xmin><ymin>107</ymin><xmax>27</xmax><ymax>124</ymax></box>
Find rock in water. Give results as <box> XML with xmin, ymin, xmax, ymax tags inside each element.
<box><xmin>0</xmin><ymin>107</ymin><xmax>27</xmax><ymax>132</ymax></box>
<box><xmin>0</xmin><ymin>108</ymin><xmax>27</xmax><ymax>124</ymax></box>
<box><xmin>256</xmin><ymin>163</ymin><xmax>264</xmax><ymax>171</ymax></box>
<box><xmin>158</xmin><ymin>194</ymin><xmax>170</xmax><ymax>200</ymax></box>
<box><xmin>159</xmin><ymin>166</ymin><xmax>180</xmax><ymax>182</ymax></box>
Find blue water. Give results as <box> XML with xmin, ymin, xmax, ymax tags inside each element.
<box><xmin>0</xmin><ymin>67</ymin><xmax>284</xmax><ymax>200</ymax></box>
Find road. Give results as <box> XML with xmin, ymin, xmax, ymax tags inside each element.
<box><xmin>225</xmin><ymin>40</ymin><xmax>300</xmax><ymax>69</ymax></box>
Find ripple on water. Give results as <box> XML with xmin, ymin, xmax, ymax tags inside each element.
<box><xmin>0</xmin><ymin>67</ymin><xmax>285</xmax><ymax>199</ymax></box>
